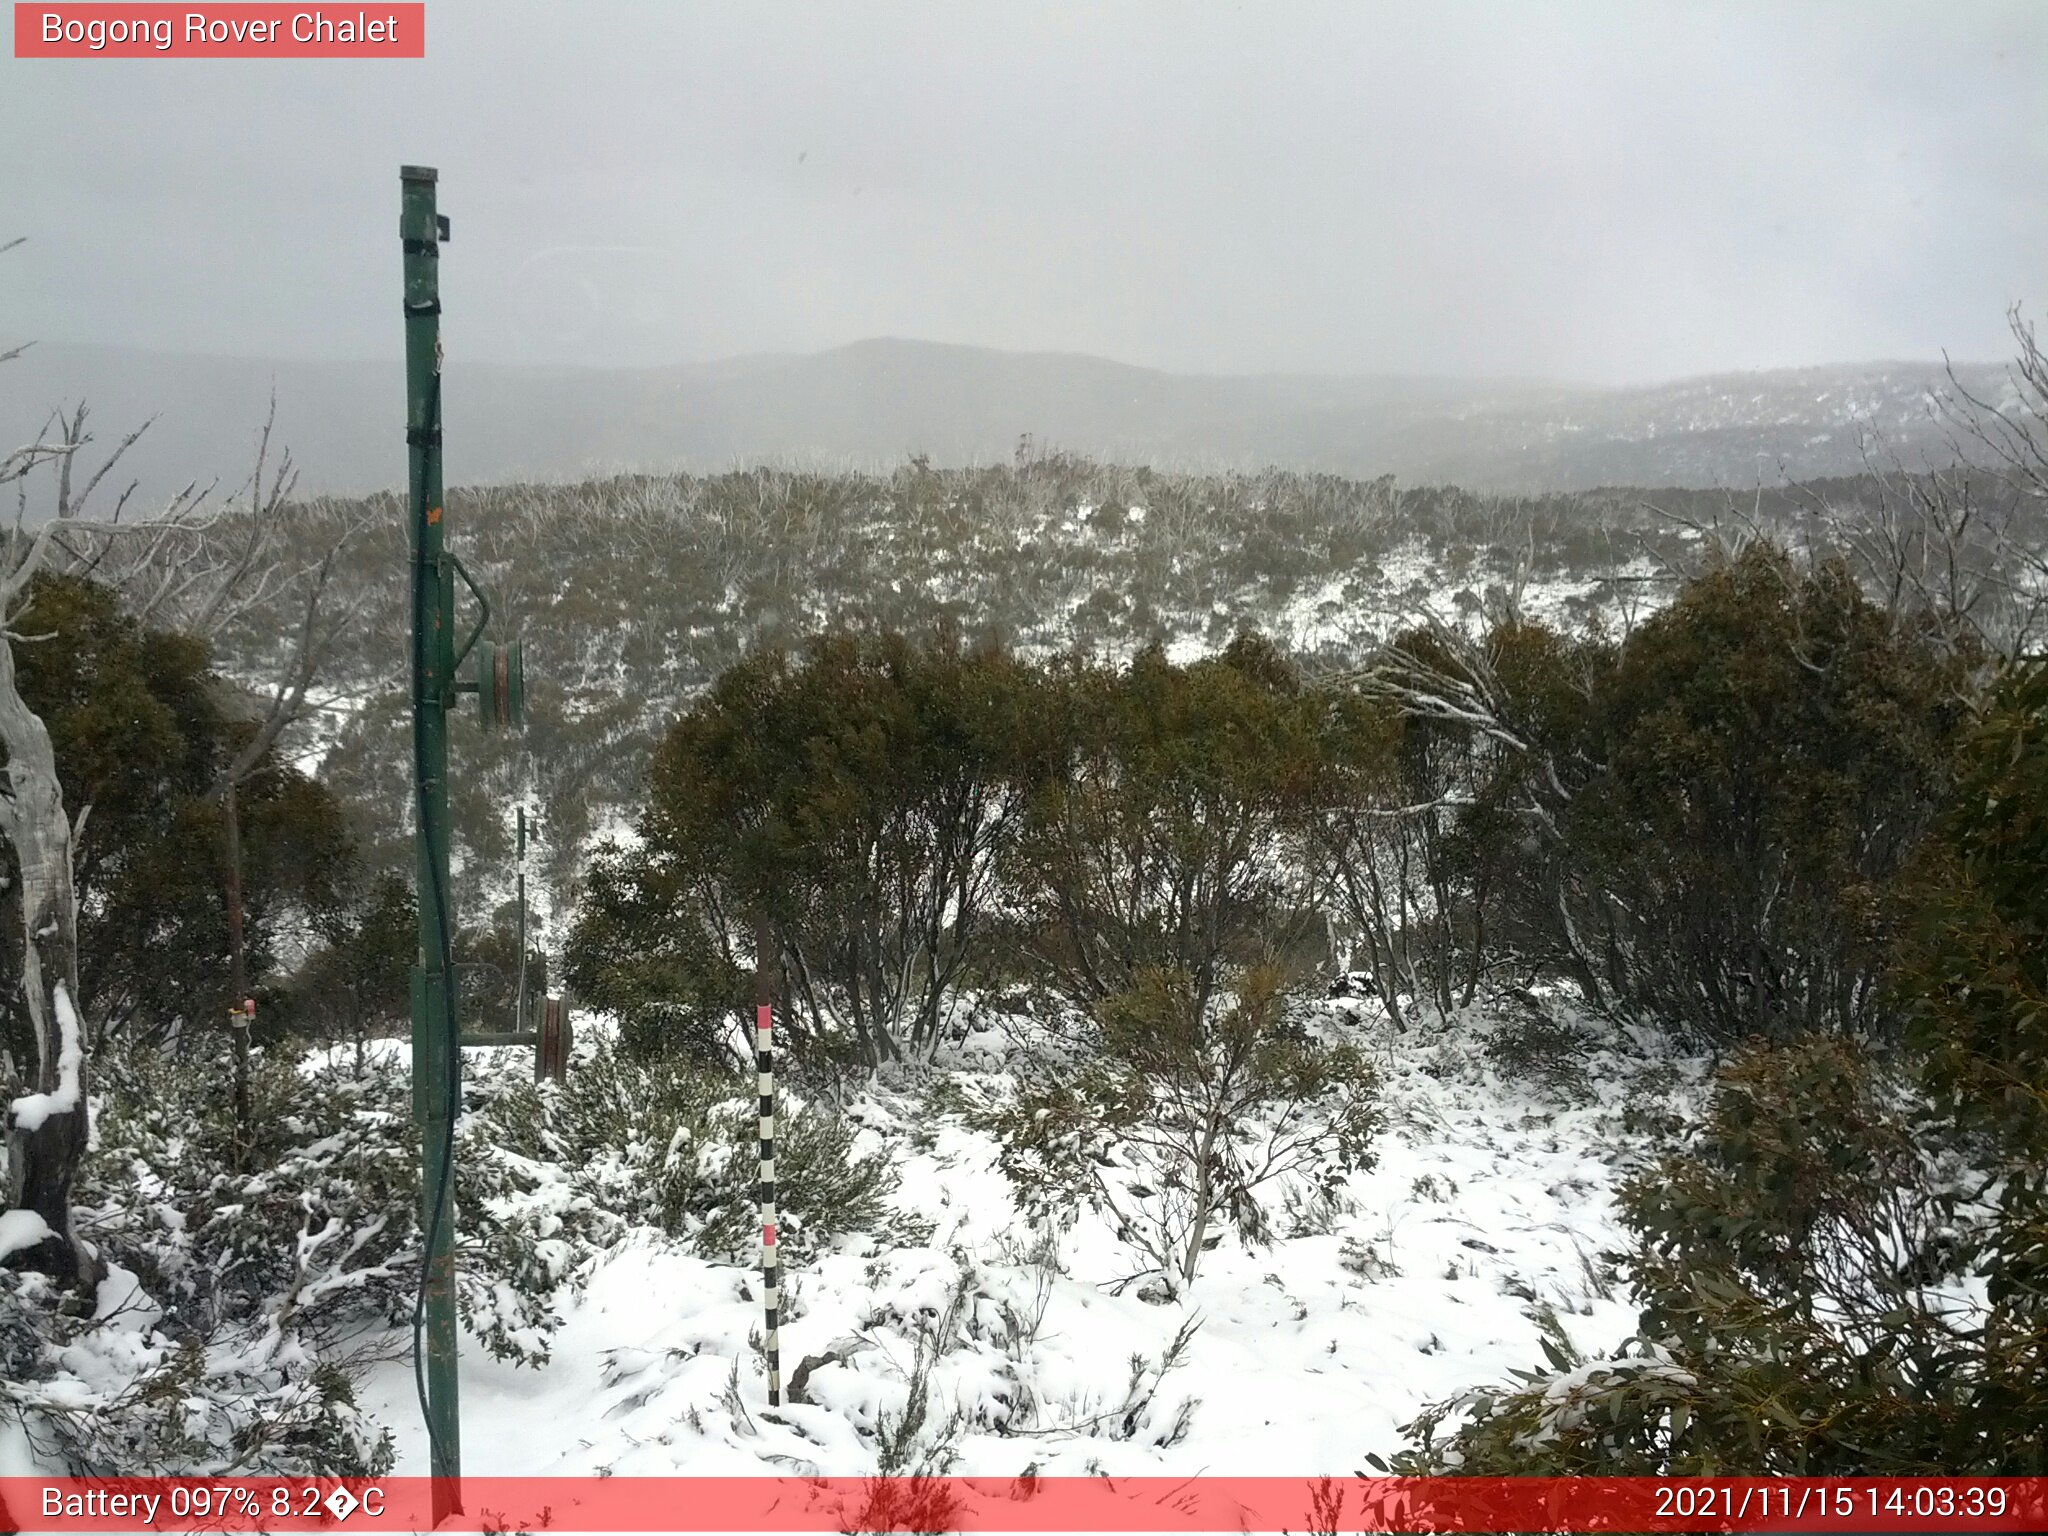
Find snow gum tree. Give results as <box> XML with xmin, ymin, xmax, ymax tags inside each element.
<box><xmin>3</xmin><ymin>250</ymin><xmax>332</xmax><ymax>1279</ymax></box>
<box><xmin>1319</xmin><ymin>617</ymin><xmax>1595</xmax><ymax>1026</ymax></box>
<box><xmin>1373</xmin><ymin>659</ymin><xmax>2048</xmax><ymax>1479</ymax></box>
<box><xmin>1</xmin><ymin>567</ymin><xmax>354</xmax><ymax>1281</ymax></box>
<box><xmin>1553</xmin><ymin>547</ymin><xmax>1971</xmax><ymax>1045</ymax></box>
<box><xmin>1890</xmin><ymin>657</ymin><xmax>2048</xmax><ymax>1459</ymax></box>
<box><xmin>2</xmin><ymin>247</ymin><xmax>173</xmax><ymax>1284</ymax></box>
<box><xmin>0</xmin><ymin>574</ymin><xmax>354</xmax><ymax>1058</ymax></box>
<box><xmin>570</xmin><ymin>628</ymin><xmax>1045</xmax><ymax>1066</ymax></box>
<box><xmin>0</xmin><ymin>620</ymin><xmax>89</xmax><ymax>1283</ymax></box>
<box><xmin>1011</xmin><ymin>633</ymin><xmax>1331</xmax><ymax>1023</ymax></box>
<box><xmin>1344</xmin><ymin>549</ymin><xmax>1972</xmax><ymax>1049</ymax></box>
<box><xmin>1</xmin><ymin>498</ymin><xmax>99</xmax><ymax>1290</ymax></box>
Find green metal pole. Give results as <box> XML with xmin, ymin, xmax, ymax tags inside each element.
<box><xmin>402</xmin><ymin>163</ymin><xmax>462</xmax><ymax>1522</ymax></box>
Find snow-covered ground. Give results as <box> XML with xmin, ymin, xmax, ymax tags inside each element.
<box><xmin>354</xmin><ymin>999</ymin><xmax>1699</xmax><ymax>1482</ymax></box>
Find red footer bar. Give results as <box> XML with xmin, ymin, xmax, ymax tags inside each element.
<box><xmin>2</xmin><ymin>1477</ymin><xmax>2044</xmax><ymax>1532</ymax></box>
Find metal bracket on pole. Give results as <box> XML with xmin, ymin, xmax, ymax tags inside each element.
<box><xmin>448</xmin><ymin>554</ymin><xmax>491</xmax><ymax>675</ymax></box>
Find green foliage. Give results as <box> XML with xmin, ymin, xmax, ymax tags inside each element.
<box><xmin>573</xmin><ymin>627</ymin><xmax>1346</xmax><ymax>1078</ymax></box>
<box><xmin>3</xmin><ymin>1262</ymin><xmax>398</xmax><ymax>1477</ymax></box>
<box><xmin>1320</xmin><ymin>618</ymin><xmax>1598</xmax><ymax>1022</ymax></box>
<box><xmin>1900</xmin><ymin>656</ymin><xmax>2048</xmax><ymax>1170</ymax></box>
<box><xmin>571</xmin><ymin>629</ymin><xmax>1042</xmax><ymax>1065</ymax></box>
<box><xmin>83</xmin><ymin>1044</ymin><xmax>598</xmax><ymax>1368</ymax></box>
<box><xmin>3</xmin><ymin>1039</ymin><xmax>610</xmax><ymax>1475</ymax></box>
<box><xmin>564</xmin><ymin>842</ymin><xmax>745</xmax><ymax>1064</ymax></box>
<box><xmin>1480</xmin><ymin>1004</ymin><xmax>1596</xmax><ymax>1099</ymax></box>
<box><xmin>1330</xmin><ymin>546</ymin><xmax>1975</xmax><ymax>1048</ymax></box>
<box><xmin>9</xmin><ymin>1019</ymin><xmax>895</xmax><ymax>1474</ymax></box>
<box><xmin>1377</xmin><ymin>1038</ymin><xmax>1994</xmax><ymax>1474</ymax></box>
<box><xmin>1892</xmin><ymin>657</ymin><xmax>2048</xmax><ymax>1448</ymax></box>
<box><xmin>254</xmin><ymin>463</ymin><xmax>1741</xmax><ymax>894</ymax></box>
<box><xmin>281</xmin><ymin>873</ymin><xmax>414</xmax><ymax>1058</ymax></box>
<box><xmin>1378</xmin><ymin>663</ymin><xmax>2048</xmax><ymax>1477</ymax></box>
<box><xmin>1014</xmin><ymin>634</ymin><xmax>1330</xmax><ymax>1018</ymax></box>
<box><xmin>1555</xmin><ymin>546</ymin><xmax>1971</xmax><ymax>1044</ymax></box>
<box><xmin>539</xmin><ymin>1041</ymin><xmax>895</xmax><ymax>1262</ymax></box>
<box><xmin>0</xmin><ymin>572</ymin><xmax>355</xmax><ymax>1059</ymax></box>
<box><xmin>993</xmin><ymin>962</ymin><xmax>1380</xmax><ymax>1293</ymax></box>
<box><xmin>458</xmin><ymin>902</ymin><xmax>550</xmax><ymax>1034</ymax></box>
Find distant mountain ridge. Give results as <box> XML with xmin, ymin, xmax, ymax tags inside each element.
<box><xmin>2</xmin><ymin>335</ymin><xmax>2011</xmax><ymax>512</ymax></box>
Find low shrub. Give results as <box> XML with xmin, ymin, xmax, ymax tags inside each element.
<box><xmin>541</xmin><ymin>1041</ymin><xmax>896</xmax><ymax>1262</ymax></box>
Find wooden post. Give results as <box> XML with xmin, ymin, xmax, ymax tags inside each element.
<box><xmin>222</xmin><ymin>783</ymin><xmax>252</xmax><ymax>1164</ymax></box>
<box><xmin>514</xmin><ymin>806</ymin><xmax>528</xmax><ymax>1040</ymax></box>
<box><xmin>755</xmin><ymin>911</ymin><xmax>781</xmax><ymax>1407</ymax></box>
<box><xmin>537</xmin><ymin>996</ymin><xmax>570</xmax><ymax>1083</ymax></box>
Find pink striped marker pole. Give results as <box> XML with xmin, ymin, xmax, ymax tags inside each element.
<box><xmin>754</xmin><ymin>912</ymin><xmax>781</xmax><ymax>1406</ymax></box>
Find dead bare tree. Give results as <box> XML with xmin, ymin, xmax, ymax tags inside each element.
<box><xmin>1</xmin><ymin>246</ymin><xmax>213</xmax><ymax>1283</ymax></box>
<box><xmin>3</xmin><ymin>240</ymin><xmax>355</xmax><ymax>1273</ymax></box>
<box><xmin>0</xmin><ymin>506</ymin><xmax>97</xmax><ymax>1283</ymax></box>
<box><xmin>1645</xmin><ymin>312</ymin><xmax>2048</xmax><ymax>671</ymax></box>
<box><xmin>1321</xmin><ymin>593</ymin><xmax>1593</xmax><ymax>1020</ymax></box>
<box><xmin>1943</xmin><ymin>305</ymin><xmax>2048</xmax><ymax>513</ymax></box>
<box><xmin>70</xmin><ymin>403</ymin><xmax>367</xmax><ymax>1159</ymax></box>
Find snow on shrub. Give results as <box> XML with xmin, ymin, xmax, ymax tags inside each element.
<box><xmin>539</xmin><ymin>1041</ymin><xmax>894</xmax><ymax>1261</ymax></box>
<box><xmin>990</xmin><ymin>963</ymin><xmax>1381</xmax><ymax>1296</ymax></box>
<box><xmin>3</xmin><ymin>1042</ymin><xmax>607</xmax><ymax>1475</ymax></box>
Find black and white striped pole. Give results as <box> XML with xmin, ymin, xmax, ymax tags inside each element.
<box><xmin>755</xmin><ymin>911</ymin><xmax>781</xmax><ymax>1406</ymax></box>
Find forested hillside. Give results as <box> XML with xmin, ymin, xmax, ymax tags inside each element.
<box><xmin>8</xmin><ymin>338</ymin><xmax>2017</xmax><ymax>509</ymax></box>
<box><xmin>210</xmin><ymin>457</ymin><xmax>2038</xmax><ymax>923</ymax></box>
<box><xmin>7</xmin><ymin>331</ymin><xmax>2048</xmax><ymax>1494</ymax></box>
<box><xmin>11</xmin><ymin>0</ymin><xmax>2048</xmax><ymax>1510</ymax></box>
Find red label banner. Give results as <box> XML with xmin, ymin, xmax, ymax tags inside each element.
<box><xmin>1</xmin><ymin>1476</ymin><xmax>2044</xmax><ymax>1532</ymax></box>
<box><xmin>13</xmin><ymin>4</ymin><xmax>425</xmax><ymax>57</ymax></box>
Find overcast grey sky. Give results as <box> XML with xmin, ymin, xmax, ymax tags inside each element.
<box><xmin>4</xmin><ymin>1</ymin><xmax>2042</xmax><ymax>383</ymax></box>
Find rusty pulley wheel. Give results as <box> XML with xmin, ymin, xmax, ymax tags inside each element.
<box><xmin>472</xmin><ymin>639</ymin><xmax>526</xmax><ymax>730</ymax></box>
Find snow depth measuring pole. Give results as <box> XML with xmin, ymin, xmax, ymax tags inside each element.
<box><xmin>756</xmin><ymin>912</ymin><xmax>782</xmax><ymax>1406</ymax></box>
<box><xmin>402</xmin><ymin>164</ymin><xmax>525</xmax><ymax>1522</ymax></box>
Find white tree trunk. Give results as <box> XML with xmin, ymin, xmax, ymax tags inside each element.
<box><xmin>0</xmin><ymin>632</ymin><xmax>97</xmax><ymax>1286</ymax></box>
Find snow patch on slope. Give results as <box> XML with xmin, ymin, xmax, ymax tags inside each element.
<box><xmin>354</xmin><ymin>998</ymin><xmax>1696</xmax><ymax>1479</ymax></box>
